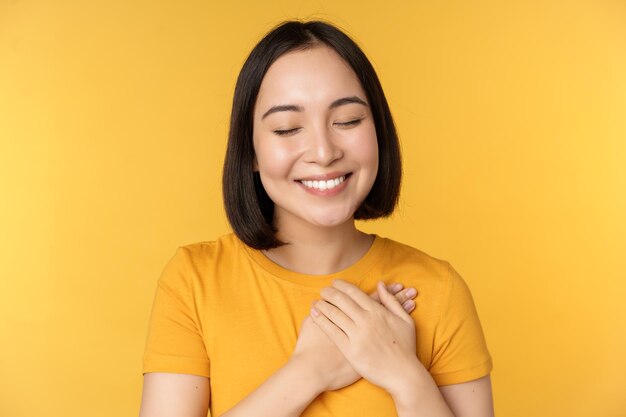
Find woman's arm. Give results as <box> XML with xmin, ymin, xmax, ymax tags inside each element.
<box><xmin>439</xmin><ymin>375</ymin><xmax>495</xmax><ymax>417</ymax></box>
<box><xmin>139</xmin><ymin>283</ymin><xmax>418</xmax><ymax>417</ymax></box>
<box><xmin>138</xmin><ymin>325</ymin><xmax>330</xmax><ymax>417</ymax></box>
<box><xmin>138</xmin><ymin>330</ymin><xmax>328</xmax><ymax>417</ymax></box>
<box><xmin>391</xmin><ymin>374</ymin><xmax>494</xmax><ymax>417</ymax></box>
<box><xmin>393</xmin><ymin>370</ymin><xmax>494</xmax><ymax>417</ymax></box>
<box><xmin>311</xmin><ymin>280</ymin><xmax>492</xmax><ymax>417</ymax></box>
<box><xmin>219</xmin><ymin>284</ymin><xmax>418</xmax><ymax>417</ymax></box>
<box><xmin>139</xmin><ymin>373</ymin><xmax>210</xmax><ymax>417</ymax></box>
<box><xmin>218</xmin><ymin>355</ymin><xmax>326</xmax><ymax>417</ymax></box>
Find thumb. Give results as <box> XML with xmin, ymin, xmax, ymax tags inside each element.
<box><xmin>377</xmin><ymin>280</ymin><xmax>410</xmax><ymax>319</ymax></box>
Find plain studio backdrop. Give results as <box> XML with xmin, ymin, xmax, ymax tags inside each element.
<box><xmin>0</xmin><ymin>1</ymin><xmax>625</xmax><ymax>416</ymax></box>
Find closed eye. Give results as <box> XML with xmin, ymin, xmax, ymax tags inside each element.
<box><xmin>335</xmin><ymin>118</ymin><xmax>363</xmax><ymax>128</ymax></box>
<box><xmin>273</xmin><ymin>127</ymin><xmax>300</xmax><ymax>136</ymax></box>
<box><xmin>272</xmin><ymin>119</ymin><xmax>363</xmax><ymax>137</ymax></box>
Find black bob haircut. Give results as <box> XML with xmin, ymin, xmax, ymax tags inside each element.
<box><xmin>222</xmin><ymin>20</ymin><xmax>402</xmax><ymax>250</ymax></box>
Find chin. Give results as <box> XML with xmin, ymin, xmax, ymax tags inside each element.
<box><xmin>310</xmin><ymin>219</ymin><xmax>347</xmax><ymax>228</ymax></box>
<box><xmin>307</xmin><ymin>211</ymin><xmax>355</xmax><ymax>228</ymax></box>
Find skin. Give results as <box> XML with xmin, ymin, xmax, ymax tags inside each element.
<box><xmin>139</xmin><ymin>44</ymin><xmax>495</xmax><ymax>417</ymax></box>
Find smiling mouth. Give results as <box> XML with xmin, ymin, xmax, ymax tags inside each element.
<box><xmin>297</xmin><ymin>173</ymin><xmax>352</xmax><ymax>190</ymax></box>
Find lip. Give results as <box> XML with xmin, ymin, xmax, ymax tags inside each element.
<box><xmin>295</xmin><ymin>173</ymin><xmax>351</xmax><ymax>197</ymax></box>
<box><xmin>296</xmin><ymin>171</ymin><xmax>351</xmax><ymax>181</ymax></box>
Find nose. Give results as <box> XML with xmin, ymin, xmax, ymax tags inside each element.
<box><xmin>304</xmin><ymin>125</ymin><xmax>343</xmax><ymax>166</ymax></box>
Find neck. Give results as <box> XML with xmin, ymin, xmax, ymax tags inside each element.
<box><xmin>262</xmin><ymin>219</ymin><xmax>374</xmax><ymax>275</ymax></box>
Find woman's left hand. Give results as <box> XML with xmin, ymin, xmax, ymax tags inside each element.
<box><xmin>310</xmin><ymin>279</ymin><xmax>421</xmax><ymax>396</ymax></box>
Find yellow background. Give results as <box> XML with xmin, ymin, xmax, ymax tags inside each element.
<box><xmin>1</xmin><ymin>1</ymin><xmax>625</xmax><ymax>416</ymax></box>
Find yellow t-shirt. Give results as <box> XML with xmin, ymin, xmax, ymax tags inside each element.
<box><xmin>143</xmin><ymin>233</ymin><xmax>492</xmax><ymax>416</ymax></box>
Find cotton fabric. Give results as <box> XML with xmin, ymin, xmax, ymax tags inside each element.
<box><xmin>143</xmin><ymin>233</ymin><xmax>492</xmax><ymax>416</ymax></box>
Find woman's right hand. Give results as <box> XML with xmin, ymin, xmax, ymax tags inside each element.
<box><xmin>289</xmin><ymin>283</ymin><xmax>417</xmax><ymax>392</ymax></box>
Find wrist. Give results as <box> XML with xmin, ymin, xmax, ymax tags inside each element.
<box><xmin>287</xmin><ymin>354</ymin><xmax>327</xmax><ymax>397</ymax></box>
<box><xmin>390</xmin><ymin>365</ymin><xmax>454</xmax><ymax>417</ymax></box>
<box><xmin>387</xmin><ymin>359</ymin><xmax>454</xmax><ymax>417</ymax></box>
<box><xmin>387</xmin><ymin>356</ymin><xmax>432</xmax><ymax>402</ymax></box>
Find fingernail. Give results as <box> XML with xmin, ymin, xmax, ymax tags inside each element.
<box><xmin>392</xmin><ymin>283</ymin><xmax>403</xmax><ymax>292</ymax></box>
<box><xmin>402</xmin><ymin>300</ymin><xmax>414</xmax><ymax>310</ymax></box>
<box><xmin>405</xmin><ymin>288</ymin><xmax>417</xmax><ymax>298</ymax></box>
<box><xmin>311</xmin><ymin>307</ymin><xmax>319</xmax><ymax>317</ymax></box>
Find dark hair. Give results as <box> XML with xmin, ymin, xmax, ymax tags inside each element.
<box><xmin>222</xmin><ymin>20</ymin><xmax>402</xmax><ymax>250</ymax></box>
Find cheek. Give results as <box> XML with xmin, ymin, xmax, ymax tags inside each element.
<box><xmin>349</xmin><ymin>131</ymin><xmax>379</xmax><ymax>171</ymax></box>
<box><xmin>257</xmin><ymin>148</ymin><xmax>292</xmax><ymax>176</ymax></box>
<box><xmin>254</xmin><ymin>137</ymin><xmax>300</xmax><ymax>182</ymax></box>
<box><xmin>364</xmin><ymin>139</ymin><xmax>379</xmax><ymax>168</ymax></box>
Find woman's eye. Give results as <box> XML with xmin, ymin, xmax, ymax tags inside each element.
<box><xmin>273</xmin><ymin>119</ymin><xmax>362</xmax><ymax>136</ymax></box>
<box><xmin>273</xmin><ymin>128</ymin><xmax>301</xmax><ymax>136</ymax></box>
<box><xmin>335</xmin><ymin>118</ymin><xmax>363</xmax><ymax>128</ymax></box>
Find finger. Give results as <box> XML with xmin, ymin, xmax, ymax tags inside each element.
<box><xmin>369</xmin><ymin>284</ymin><xmax>417</xmax><ymax>313</ymax></box>
<box><xmin>369</xmin><ymin>282</ymin><xmax>403</xmax><ymax>302</ymax></box>
<box><xmin>393</xmin><ymin>287</ymin><xmax>419</xmax><ymax>306</ymax></box>
<box><xmin>388</xmin><ymin>282</ymin><xmax>404</xmax><ymax>295</ymax></box>
<box><xmin>320</xmin><ymin>286</ymin><xmax>366</xmax><ymax>320</ymax></box>
<box><xmin>370</xmin><ymin>286</ymin><xmax>418</xmax><ymax>313</ymax></box>
<box><xmin>310</xmin><ymin>306</ymin><xmax>349</xmax><ymax>351</ymax></box>
<box><xmin>331</xmin><ymin>279</ymin><xmax>377</xmax><ymax>310</ymax></box>
<box><xmin>312</xmin><ymin>299</ymin><xmax>356</xmax><ymax>336</ymax></box>
<box><xmin>393</xmin><ymin>288</ymin><xmax>417</xmax><ymax>313</ymax></box>
<box><xmin>402</xmin><ymin>299</ymin><xmax>416</xmax><ymax>313</ymax></box>
<box><xmin>376</xmin><ymin>280</ymin><xmax>411</xmax><ymax>320</ymax></box>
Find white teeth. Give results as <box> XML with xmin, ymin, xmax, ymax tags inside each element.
<box><xmin>300</xmin><ymin>175</ymin><xmax>346</xmax><ymax>190</ymax></box>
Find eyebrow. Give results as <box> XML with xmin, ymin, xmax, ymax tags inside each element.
<box><xmin>260</xmin><ymin>96</ymin><xmax>368</xmax><ymax>120</ymax></box>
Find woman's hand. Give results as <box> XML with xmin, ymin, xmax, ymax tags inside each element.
<box><xmin>310</xmin><ymin>280</ymin><xmax>420</xmax><ymax>396</ymax></box>
<box><xmin>290</xmin><ymin>315</ymin><xmax>355</xmax><ymax>392</ymax></box>
<box><xmin>290</xmin><ymin>283</ymin><xmax>417</xmax><ymax>393</ymax></box>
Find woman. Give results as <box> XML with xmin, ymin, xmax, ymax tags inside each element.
<box><xmin>139</xmin><ymin>20</ymin><xmax>493</xmax><ymax>417</ymax></box>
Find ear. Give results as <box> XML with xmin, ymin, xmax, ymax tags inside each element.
<box><xmin>252</xmin><ymin>156</ymin><xmax>259</xmax><ymax>172</ymax></box>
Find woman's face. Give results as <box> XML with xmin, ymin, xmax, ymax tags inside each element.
<box><xmin>252</xmin><ymin>45</ymin><xmax>379</xmax><ymax>232</ymax></box>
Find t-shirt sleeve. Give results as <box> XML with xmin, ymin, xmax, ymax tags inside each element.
<box><xmin>429</xmin><ymin>262</ymin><xmax>492</xmax><ymax>386</ymax></box>
<box><xmin>142</xmin><ymin>247</ymin><xmax>210</xmax><ymax>377</ymax></box>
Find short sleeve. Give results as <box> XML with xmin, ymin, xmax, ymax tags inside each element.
<box><xmin>429</xmin><ymin>263</ymin><xmax>492</xmax><ymax>386</ymax></box>
<box><xmin>142</xmin><ymin>247</ymin><xmax>210</xmax><ymax>377</ymax></box>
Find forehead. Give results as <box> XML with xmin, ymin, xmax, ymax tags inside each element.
<box><xmin>255</xmin><ymin>45</ymin><xmax>365</xmax><ymax>111</ymax></box>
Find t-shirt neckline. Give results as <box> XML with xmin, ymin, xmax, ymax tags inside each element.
<box><xmin>239</xmin><ymin>234</ymin><xmax>387</xmax><ymax>288</ymax></box>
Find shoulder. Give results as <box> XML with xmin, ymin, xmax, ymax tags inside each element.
<box><xmin>375</xmin><ymin>236</ymin><xmax>472</xmax><ymax>309</ymax></box>
<box><xmin>378</xmin><ymin>236</ymin><xmax>454</xmax><ymax>282</ymax></box>
<box><xmin>158</xmin><ymin>233</ymin><xmax>243</xmax><ymax>287</ymax></box>
<box><xmin>177</xmin><ymin>232</ymin><xmax>243</xmax><ymax>265</ymax></box>
<box><xmin>179</xmin><ymin>232</ymin><xmax>240</xmax><ymax>253</ymax></box>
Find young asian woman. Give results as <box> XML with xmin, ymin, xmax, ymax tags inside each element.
<box><xmin>139</xmin><ymin>20</ymin><xmax>494</xmax><ymax>417</ymax></box>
